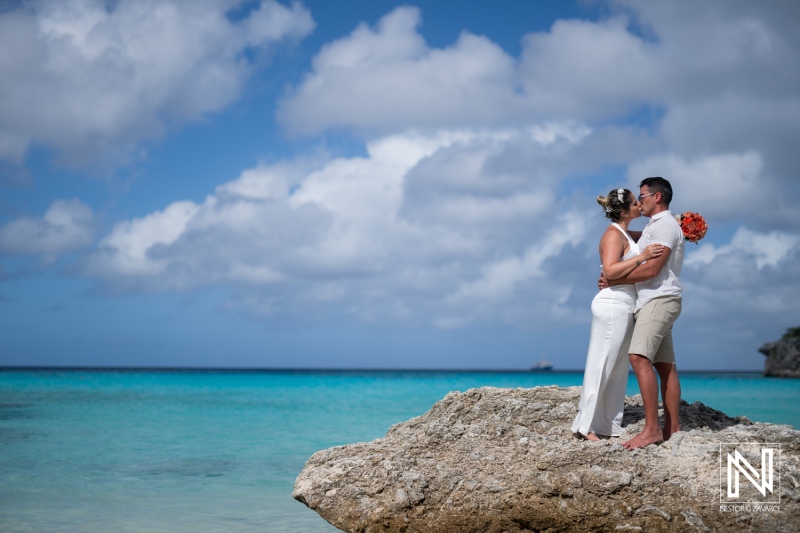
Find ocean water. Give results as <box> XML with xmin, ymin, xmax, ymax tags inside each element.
<box><xmin>1</xmin><ymin>369</ymin><xmax>797</xmax><ymax>532</ymax></box>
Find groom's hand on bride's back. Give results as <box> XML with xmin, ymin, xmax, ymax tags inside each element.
<box><xmin>598</xmin><ymin>271</ymin><xmax>609</xmax><ymax>290</ymax></box>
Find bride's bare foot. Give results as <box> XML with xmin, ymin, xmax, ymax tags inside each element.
<box><xmin>622</xmin><ymin>427</ymin><xmax>663</xmax><ymax>450</ymax></box>
<box><xmin>586</xmin><ymin>432</ymin><xmax>600</xmax><ymax>441</ymax></box>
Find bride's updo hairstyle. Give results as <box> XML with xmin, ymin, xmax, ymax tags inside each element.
<box><xmin>597</xmin><ymin>188</ymin><xmax>633</xmax><ymax>222</ymax></box>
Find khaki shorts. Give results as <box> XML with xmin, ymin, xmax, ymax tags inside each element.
<box><xmin>630</xmin><ymin>296</ymin><xmax>682</xmax><ymax>364</ymax></box>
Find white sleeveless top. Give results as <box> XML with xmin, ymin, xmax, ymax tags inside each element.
<box><xmin>597</xmin><ymin>224</ymin><xmax>639</xmax><ymax>297</ymax></box>
<box><xmin>611</xmin><ymin>223</ymin><xmax>639</xmax><ymax>260</ymax></box>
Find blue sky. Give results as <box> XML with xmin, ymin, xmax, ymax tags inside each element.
<box><xmin>1</xmin><ymin>0</ymin><xmax>798</xmax><ymax>370</ymax></box>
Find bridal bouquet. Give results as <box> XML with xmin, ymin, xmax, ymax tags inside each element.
<box><xmin>675</xmin><ymin>212</ymin><xmax>708</xmax><ymax>243</ymax></box>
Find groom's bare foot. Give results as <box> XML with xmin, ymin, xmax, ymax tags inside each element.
<box><xmin>622</xmin><ymin>427</ymin><xmax>663</xmax><ymax>450</ymax></box>
<box><xmin>586</xmin><ymin>432</ymin><xmax>600</xmax><ymax>441</ymax></box>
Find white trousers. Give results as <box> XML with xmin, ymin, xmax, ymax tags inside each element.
<box><xmin>571</xmin><ymin>285</ymin><xmax>636</xmax><ymax>437</ymax></box>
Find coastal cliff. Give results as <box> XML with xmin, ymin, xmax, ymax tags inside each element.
<box><xmin>759</xmin><ymin>332</ymin><xmax>800</xmax><ymax>377</ymax></box>
<box><xmin>294</xmin><ymin>386</ymin><xmax>799</xmax><ymax>532</ymax></box>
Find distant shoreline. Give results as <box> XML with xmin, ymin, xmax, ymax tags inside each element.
<box><xmin>0</xmin><ymin>366</ymin><xmax>765</xmax><ymax>374</ymax></box>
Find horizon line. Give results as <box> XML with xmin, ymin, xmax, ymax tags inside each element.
<box><xmin>0</xmin><ymin>365</ymin><xmax>765</xmax><ymax>374</ymax></box>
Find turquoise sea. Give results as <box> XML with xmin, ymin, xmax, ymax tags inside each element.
<box><xmin>1</xmin><ymin>369</ymin><xmax>797</xmax><ymax>532</ymax></box>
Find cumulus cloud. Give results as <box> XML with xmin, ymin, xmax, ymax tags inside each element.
<box><xmin>81</xmin><ymin>126</ymin><xmax>597</xmax><ymax>326</ymax></box>
<box><xmin>612</xmin><ymin>0</ymin><xmax>800</xmax><ymax>80</ymax></box>
<box><xmin>518</xmin><ymin>16</ymin><xmax>662</xmax><ymax>118</ymax></box>
<box><xmin>627</xmin><ymin>152</ymin><xmax>767</xmax><ymax>220</ymax></box>
<box><xmin>685</xmin><ymin>228</ymin><xmax>798</xmax><ymax>271</ymax></box>
<box><xmin>440</xmin><ymin>211</ymin><xmax>590</xmax><ymax>327</ymax></box>
<box><xmin>252</xmin><ymin>0</ymin><xmax>800</xmax><ymax>366</ymax></box>
<box><xmin>0</xmin><ymin>199</ymin><xmax>96</xmax><ymax>258</ymax></box>
<box><xmin>278</xmin><ymin>6</ymin><xmax>664</xmax><ymax>133</ymax></box>
<box><xmin>0</xmin><ymin>0</ymin><xmax>314</xmax><ymax>168</ymax></box>
<box><xmin>5</xmin><ymin>1</ymin><xmax>799</xmax><ymax>369</ymax></box>
<box><xmin>278</xmin><ymin>6</ymin><xmax>522</xmax><ymax>135</ymax></box>
<box><xmin>677</xmin><ymin>225</ymin><xmax>800</xmax><ymax>366</ymax></box>
<box><xmin>87</xmin><ymin>200</ymin><xmax>201</xmax><ymax>278</ymax></box>
<box><xmin>657</xmin><ymin>98</ymin><xmax>800</xmax><ymax>213</ymax></box>
<box><xmin>278</xmin><ymin>2</ymin><xmax>799</xmax><ymax>206</ymax></box>
<box><xmin>78</xmin><ymin>1</ymin><xmax>800</xmax><ymax>340</ymax></box>
<box><xmin>280</xmin><ymin>2</ymin><xmax>799</xmax><ymax>135</ymax></box>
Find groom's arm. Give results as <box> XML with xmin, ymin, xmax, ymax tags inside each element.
<box><xmin>607</xmin><ymin>246</ymin><xmax>672</xmax><ymax>285</ymax></box>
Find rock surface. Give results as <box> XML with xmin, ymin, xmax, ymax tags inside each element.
<box><xmin>294</xmin><ymin>386</ymin><xmax>800</xmax><ymax>532</ymax></box>
<box><xmin>759</xmin><ymin>336</ymin><xmax>800</xmax><ymax>377</ymax></box>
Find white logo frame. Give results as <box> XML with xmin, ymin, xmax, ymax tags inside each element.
<box><xmin>720</xmin><ymin>443</ymin><xmax>781</xmax><ymax>504</ymax></box>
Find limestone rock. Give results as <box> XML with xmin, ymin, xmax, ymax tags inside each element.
<box><xmin>294</xmin><ymin>386</ymin><xmax>800</xmax><ymax>532</ymax></box>
<box><xmin>759</xmin><ymin>337</ymin><xmax>800</xmax><ymax>377</ymax></box>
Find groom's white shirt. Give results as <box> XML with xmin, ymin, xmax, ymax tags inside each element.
<box><xmin>634</xmin><ymin>210</ymin><xmax>685</xmax><ymax>312</ymax></box>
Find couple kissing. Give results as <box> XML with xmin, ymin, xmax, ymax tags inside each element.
<box><xmin>571</xmin><ymin>177</ymin><xmax>686</xmax><ymax>450</ymax></box>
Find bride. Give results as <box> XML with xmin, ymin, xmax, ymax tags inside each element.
<box><xmin>571</xmin><ymin>188</ymin><xmax>664</xmax><ymax>441</ymax></box>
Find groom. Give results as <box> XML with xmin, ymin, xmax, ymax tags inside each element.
<box><xmin>602</xmin><ymin>177</ymin><xmax>685</xmax><ymax>450</ymax></box>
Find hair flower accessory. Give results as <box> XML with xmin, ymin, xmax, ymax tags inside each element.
<box><xmin>617</xmin><ymin>189</ymin><xmax>624</xmax><ymax>202</ymax></box>
<box><xmin>675</xmin><ymin>212</ymin><xmax>708</xmax><ymax>243</ymax></box>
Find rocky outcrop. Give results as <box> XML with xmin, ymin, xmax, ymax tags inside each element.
<box><xmin>294</xmin><ymin>386</ymin><xmax>800</xmax><ymax>532</ymax></box>
<box><xmin>759</xmin><ymin>336</ymin><xmax>800</xmax><ymax>377</ymax></box>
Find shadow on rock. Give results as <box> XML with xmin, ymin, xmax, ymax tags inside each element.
<box><xmin>622</xmin><ymin>395</ymin><xmax>750</xmax><ymax>432</ymax></box>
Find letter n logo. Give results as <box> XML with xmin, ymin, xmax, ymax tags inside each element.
<box><xmin>720</xmin><ymin>443</ymin><xmax>780</xmax><ymax>504</ymax></box>
<box><xmin>728</xmin><ymin>448</ymin><xmax>772</xmax><ymax>497</ymax></box>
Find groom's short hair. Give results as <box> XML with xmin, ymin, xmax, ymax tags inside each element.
<box><xmin>640</xmin><ymin>176</ymin><xmax>672</xmax><ymax>206</ymax></box>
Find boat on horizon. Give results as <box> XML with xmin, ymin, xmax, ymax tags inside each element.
<box><xmin>530</xmin><ymin>359</ymin><xmax>554</xmax><ymax>371</ymax></box>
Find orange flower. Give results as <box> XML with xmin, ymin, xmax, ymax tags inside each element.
<box><xmin>678</xmin><ymin>212</ymin><xmax>708</xmax><ymax>243</ymax></box>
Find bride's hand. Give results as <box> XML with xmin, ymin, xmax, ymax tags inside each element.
<box><xmin>641</xmin><ymin>243</ymin><xmax>664</xmax><ymax>260</ymax></box>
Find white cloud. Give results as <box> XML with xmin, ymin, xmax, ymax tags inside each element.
<box><xmin>685</xmin><ymin>227</ymin><xmax>798</xmax><ymax>271</ymax></box>
<box><xmin>88</xmin><ymin>200</ymin><xmax>202</xmax><ymax>277</ymax></box>
<box><xmin>442</xmin><ymin>212</ymin><xmax>589</xmax><ymax>322</ymax></box>
<box><xmin>677</xmin><ymin>224</ymin><xmax>800</xmax><ymax>365</ymax></box>
<box><xmin>278</xmin><ymin>6</ymin><xmax>669</xmax><ymax>134</ymax></box>
<box><xmin>279</xmin><ymin>6</ymin><xmax>521</xmax><ymax>135</ymax></box>
<box><xmin>627</xmin><ymin>152</ymin><xmax>766</xmax><ymax>220</ymax></box>
<box><xmin>81</xmin><ymin>127</ymin><xmax>596</xmax><ymax>324</ymax></box>
<box><xmin>280</xmin><ymin>2</ymin><xmax>798</xmax><ymax>135</ymax></box>
<box><xmin>0</xmin><ymin>0</ymin><xmax>314</xmax><ymax>168</ymax></box>
<box><xmin>656</xmin><ymin>98</ymin><xmax>800</xmax><ymax>219</ymax></box>
<box><xmin>0</xmin><ymin>199</ymin><xmax>96</xmax><ymax>258</ymax></box>
<box><xmin>518</xmin><ymin>16</ymin><xmax>661</xmax><ymax>118</ymax></box>
<box><xmin>279</xmin><ymin>1</ymin><xmax>800</xmax><ymax>189</ymax></box>
<box><xmin>612</xmin><ymin>0</ymin><xmax>800</xmax><ymax>79</ymax></box>
<box><xmin>400</xmin><ymin>122</ymin><xmax>589</xmax><ymax>230</ymax></box>
<box><xmin>6</xmin><ymin>1</ymin><xmax>799</xmax><ymax>369</ymax></box>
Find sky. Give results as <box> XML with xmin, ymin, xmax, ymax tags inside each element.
<box><xmin>1</xmin><ymin>0</ymin><xmax>799</xmax><ymax>371</ymax></box>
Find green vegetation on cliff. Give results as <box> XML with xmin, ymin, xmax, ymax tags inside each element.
<box><xmin>782</xmin><ymin>326</ymin><xmax>800</xmax><ymax>340</ymax></box>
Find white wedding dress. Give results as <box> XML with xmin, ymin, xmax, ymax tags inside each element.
<box><xmin>571</xmin><ymin>223</ymin><xmax>639</xmax><ymax>437</ymax></box>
